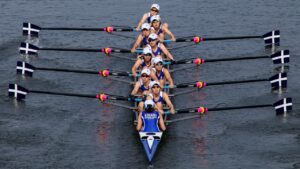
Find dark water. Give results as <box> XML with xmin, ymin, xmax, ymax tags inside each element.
<box><xmin>0</xmin><ymin>0</ymin><xmax>300</xmax><ymax>168</ymax></box>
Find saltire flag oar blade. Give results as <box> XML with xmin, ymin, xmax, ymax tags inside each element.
<box><xmin>273</xmin><ymin>97</ymin><xmax>292</xmax><ymax>115</ymax></box>
<box><xmin>271</xmin><ymin>50</ymin><xmax>290</xmax><ymax>64</ymax></box>
<box><xmin>16</xmin><ymin>61</ymin><xmax>36</xmax><ymax>77</ymax></box>
<box><xmin>23</xmin><ymin>23</ymin><xmax>41</xmax><ymax>37</ymax></box>
<box><xmin>269</xmin><ymin>72</ymin><xmax>287</xmax><ymax>90</ymax></box>
<box><xmin>262</xmin><ymin>30</ymin><xmax>280</xmax><ymax>47</ymax></box>
<box><xmin>139</xmin><ymin>132</ymin><xmax>163</xmax><ymax>163</ymax></box>
<box><xmin>166</xmin><ymin>98</ymin><xmax>292</xmax><ymax>116</ymax></box>
<box><xmin>8</xmin><ymin>84</ymin><xmax>29</xmax><ymax>100</ymax></box>
<box><xmin>164</xmin><ymin>30</ymin><xmax>280</xmax><ymax>47</ymax></box>
<box><xmin>22</xmin><ymin>22</ymin><xmax>137</xmax><ymax>37</ymax></box>
<box><xmin>19</xmin><ymin>42</ymin><xmax>39</xmax><ymax>55</ymax></box>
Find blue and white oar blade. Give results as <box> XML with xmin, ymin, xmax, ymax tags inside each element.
<box><xmin>271</xmin><ymin>50</ymin><xmax>289</xmax><ymax>64</ymax></box>
<box><xmin>263</xmin><ymin>30</ymin><xmax>280</xmax><ymax>46</ymax></box>
<box><xmin>16</xmin><ymin>61</ymin><xmax>36</xmax><ymax>77</ymax></box>
<box><xmin>273</xmin><ymin>97</ymin><xmax>292</xmax><ymax>115</ymax></box>
<box><xmin>8</xmin><ymin>84</ymin><xmax>29</xmax><ymax>100</ymax></box>
<box><xmin>22</xmin><ymin>22</ymin><xmax>41</xmax><ymax>37</ymax></box>
<box><xmin>269</xmin><ymin>73</ymin><xmax>287</xmax><ymax>90</ymax></box>
<box><xmin>19</xmin><ymin>42</ymin><xmax>39</xmax><ymax>55</ymax></box>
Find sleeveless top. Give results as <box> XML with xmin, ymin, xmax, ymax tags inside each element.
<box><xmin>146</xmin><ymin>13</ymin><xmax>152</xmax><ymax>23</ymax></box>
<box><xmin>142</xmin><ymin>36</ymin><xmax>148</xmax><ymax>46</ymax></box>
<box><xmin>152</xmin><ymin>67</ymin><xmax>165</xmax><ymax>80</ymax></box>
<box><xmin>141</xmin><ymin>59</ymin><xmax>152</xmax><ymax>69</ymax></box>
<box><xmin>141</xmin><ymin>110</ymin><xmax>160</xmax><ymax>132</ymax></box>
<box><xmin>139</xmin><ymin>79</ymin><xmax>150</xmax><ymax>92</ymax></box>
<box><xmin>151</xmin><ymin>43</ymin><xmax>162</xmax><ymax>57</ymax></box>
<box><xmin>151</xmin><ymin>25</ymin><xmax>163</xmax><ymax>35</ymax></box>
<box><xmin>148</xmin><ymin>91</ymin><xmax>164</xmax><ymax>104</ymax></box>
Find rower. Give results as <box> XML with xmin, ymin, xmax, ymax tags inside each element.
<box><xmin>131</xmin><ymin>68</ymin><xmax>152</xmax><ymax>96</ymax></box>
<box><xmin>148</xmin><ymin>33</ymin><xmax>175</xmax><ymax>61</ymax></box>
<box><xmin>150</xmin><ymin>15</ymin><xmax>176</xmax><ymax>42</ymax></box>
<box><xmin>151</xmin><ymin>57</ymin><xmax>174</xmax><ymax>88</ymax></box>
<box><xmin>137</xmin><ymin>99</ymin><xmax>166</xmax><ymax>132</ymax></box>
<box><xmin>131</xmin><ymin>23</ymin><xmax>151</xmax><ymax>53</ymax></box>
<box><xmin>136</xmin><ymin>4</ymin><xmax>160</xmax><ymax>31</ymax></box>
<box><xmin>147</xmin><ymin>81</ymin><xmax>175</xmax><ymax>114</ymax></box>
<box><xmin>131</xmin><ymin>46</ymin><xmax>158</xmax><ymax>80</ymax></box>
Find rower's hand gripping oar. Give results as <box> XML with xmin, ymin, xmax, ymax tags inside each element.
<box><xmin>19</xmin><ymin>42</ymin><xmax>143</xmax><ymax>55</ymax></box>
<box><xmin>166</xmin><ymin>50</ymin><xmax>290</xmax><ymax>66</ymax></box>
<box><xmin>165</xmin><ymin>97</ymin><xmax>292</xmax><ymax>116</ymax></box>
<box><xmin>22</xmin><ymin>22</ymin><xmax>139</xmax><ymax>37</ymax></box>
<box><xmin>163</xmin><ymin>30</ymin><xmax>280</xmax><ymax>47</ymax></box>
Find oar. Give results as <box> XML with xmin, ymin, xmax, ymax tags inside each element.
<box><xmin>7</xmin><ymin>83</ymin><xmax>143</xmax><ymax>102</ymax></box>
<box><xmin>22</xmin><ymin>22</ymin><xmax>138</xmax><ymax>37</ymax></box>
<box><xmin>164</xmin><ymin>97</ymin><xmax>292</xmax><ymax>116</ymax></box>
<box><xmin>165</xmin><ymin>50</ymin><xmax>290</xmax><ymax>65</ymax></box>
<box><xmin>163</xmin><ymin>30</ymin><xmax>280</xmax><ymax>47</ymax></box>
<box><xmin>16</xmin><ymin>62</ymin><xmax>288</xmax><ymax>91</ymax></box>
<box><xmin>168</xmin><ymin>72</ymin><xmax>287</xmax><ymax>91</ymax></box>
<box><xmin>16</xmin><ymin>61</ymin><xmax>134</xmax><ymax>77</ymax></box>
<box><xmin>19</xmin><ymin>42</ymin><xmax>143</xmax><ymax>55</ymax></box>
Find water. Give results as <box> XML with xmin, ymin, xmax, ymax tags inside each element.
<box><xmin>0</xmin><ymin>0</ymin><xmax>300</xmax><ymax>168</ymax></box>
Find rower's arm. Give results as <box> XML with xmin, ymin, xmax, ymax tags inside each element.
<box><xmin>160</xmin><ymin>44</ymin><xmax>175</xmax><ymax>61</ymax></box>
<box><xmin>131</xmin><ymin>82</ymin><xmax>141</xmax><ymax>95</ymax></box>
<box><xmin>131</xmin><ymin>34</ymin><xmax>143</xmax><ymax>52</ymax></box>
<box><xmin>136</xmin><ymin>13</ymin><xmax>148</xmax><ymax>31</ymax></box>
<box><xmin>131</xmin><ymin>59</ymin><xmax>142</xmax><ymax>78</ymax></box>
<box><xmin>164</xmin><ymin>69</ymin><xmax>174</xmax><ymax>88</ymax></box>
<box><xmin>163</xmin><ymin>92</ymin><xmax>175</xmax><ymax>114</ymax></box>
<box><xmin>150</xmin><ymin>69</ymin><xmax>159</xmax><ymax>81</ymax></box>
<box><xmin>159</xmin><ymin>113</ymin><xmax>166</xmax><ymax>131</ymax></box>
<box><xmin>136</xmin><ymin>112</ymin><xmax>143</xmax><ymax>131</ymax></box>
<box><xmin>162</xmin><ymin>23</ymin><xmax>176</xmax><ymax>41</ymax></box>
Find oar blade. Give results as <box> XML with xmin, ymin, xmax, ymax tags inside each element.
<box><xmin>273</xmin><ymin>98</ymin><xmax>292</xmax><ymax>115</ymax></box>
<box><xmin>23</xmin><ymin>22</ymin><xmax>41</xmax><ymax>37</ymax></box>
<box><xmin>16</xmin><ymin>61</ymin><xmax>36</xmax><ymax>77</ymax></box>
<box><xmin>271</xmin><ymin>50</ymin><xmax>289</xmax><ymax>64</ymax></box>
<box><xmin>263</xmin><ymin>30</ymin><xmax>280</xmax><ymax>46</ymax></box>
<box><xmin>269</xmin><ymin>73</ymin><xmax>287</xmax><ymax>90</ymax></box>
<box><xmin>19</xmin><ymin>42</ymin><xmax>39</xmax><ymax>55</ymax></box>
<box><xmin>8</xmin><ymin>84</ymin><xmax>29</xmax><ymax>100</ymax></box>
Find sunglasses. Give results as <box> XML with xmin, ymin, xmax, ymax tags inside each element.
<box><xmin>143</xmin><ymin>53</ymin><xmax>152</xmax><ymax>57</ymax></box>
<box><xmin>148</xmin><ymin>38</ymin><xmax>157</xmax><ymax>42</ymax></box>
<box><xmin>141</xmin><ymin>74</ymin><xmax>150</xmax><ymax>78</ymax></box>
<box><xmin>155</xmin><ymin>62</ymin><xmax>163</xmax><ymax>66</ymax></box>
<box><xmin>151</xmin><ymin>8</ymin><xmax>159</xmax><ymax>13</ymax></box>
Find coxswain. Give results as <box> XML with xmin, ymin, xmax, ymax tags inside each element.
<box><xmin>131</xmin><ymin>23</ymin><xmax>151</xmax><ymax>53</ymax></box>
<box><xmin>136</xmin><ymin>4</ymin><xmax>160</xmax><ymax>31</ymax></box>
<box><xmin>137</xmin><ymin>99</ymin><xmax>166</xmax><ymax>132</ymax></box>
<box><xmin>151</xmin><ymin>57</ymin><xmax>174</xmax><ymax>88</ymax></box>
<box><xmin>148</xmin><ymin>33</ymin><xmax>175</xmax><ymax>61</ymax></box>
<box><xmin>150</xmin><ymin>15</ymin><xmax>176</xmax><ymax>42</ymax></box>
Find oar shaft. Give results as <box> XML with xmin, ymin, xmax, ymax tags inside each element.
<box><xmin>205</xmin><ymin>55</ymin><xmax>269</xmax><ymax>62</ymax></box>
<box><xmin>40</xmin><ymin>48</ymin><xmax>101</xmax><ymax>52</ymax></box>
<box><xmin>30</xmin><ymin>90</ymin><xmax>96</xmax><ymax>98</ymax></box>
<box><xmin>203</xmin><ymin>35</ymin><xmax>262</xmax><ymax>41</ymax></box>
<box><xmin>36</xmin><ymin>67</ymin><xmax>99</xmax><ymax>74</ymax></box>
<box><xmin>41</xmin><ymin>27</ymin><xmax>135</xmax><ymax>32</ymax></box>
<box><xmin>206</xmin><ymin>78</ymin><xmax>268</xmax><ymax>86</ymax></box>
<box><xmin>208</xmin><ymin>104</ymin><xmax>272</xmax><ymax>111</ymax></box>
